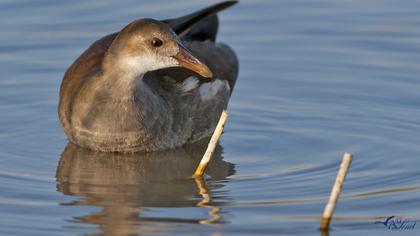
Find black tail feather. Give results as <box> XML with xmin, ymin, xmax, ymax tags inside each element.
<box><xmin>162</xmin><ymin>1</ymin><xmax>237</xmax><ymax>40</ymax></box>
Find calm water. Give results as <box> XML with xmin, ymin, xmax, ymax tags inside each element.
<box><xmin>1</xmin><ymin>0</ymin><xmax>420</xmax><ymax>235</ymax></box>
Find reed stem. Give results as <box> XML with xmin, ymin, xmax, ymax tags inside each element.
<box><xmin>193</xmin><ymin>110</ymin><xmax>228</xmax><ymax>177</ymax></box>
<box><xmin>320</xmin><ymin>152</ymin><xmax>352</xmax><ymax>230</ymax></box>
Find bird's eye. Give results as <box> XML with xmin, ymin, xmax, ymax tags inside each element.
<box><xmin>151</xmin><ymin>38</ymin><xmax>163</xmax><ymax>47</ymax></box>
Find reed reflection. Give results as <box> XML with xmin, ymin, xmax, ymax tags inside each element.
<box><xmin>56</xmin><ymin>140</ymin><xmax>234</xmax><ymax>235</ymax></box>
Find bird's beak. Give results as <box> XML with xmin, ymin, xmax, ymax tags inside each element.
<box><xmin>173</xmin><ymin>44</ymin><xmax>213</xmax><ymax>78</ymax></box>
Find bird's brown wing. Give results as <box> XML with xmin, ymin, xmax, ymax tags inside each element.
<box><xmin>59</xmin><ymin>32</ymin><xmax>117</xmax><ymax>133</ymax></box>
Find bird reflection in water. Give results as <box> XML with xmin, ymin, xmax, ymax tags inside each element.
<box><xmin>56</xmin><ymin>140</ymin><xmax>235</xmax><ymax>235</ymax></box>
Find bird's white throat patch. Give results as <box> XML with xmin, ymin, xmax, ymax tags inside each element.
<box><xmin>118</xmin><ymin>45</ymin><xmax>180</xmax><ymax>80</ymax></box>
<box><xmin>124</xmin><ymin>54</ymin><xmax>178</xmax><ymax>76</ymax></box>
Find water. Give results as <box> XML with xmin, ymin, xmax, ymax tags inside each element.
<box><xmin>1</xmin><ymin>0</ymin><xmax>420</xmax><ymax>235</ymax></box>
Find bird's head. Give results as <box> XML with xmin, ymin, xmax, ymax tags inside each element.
<box><xmin>104</xmin><ymin>18</ymin><xmax>213</xmax><ymax>79</ymax></box>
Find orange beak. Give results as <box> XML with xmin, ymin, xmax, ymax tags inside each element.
<box><xmin>173</xmin><ymin>45</ymin><xmax>213</xmax><ymax>78</ymax></box>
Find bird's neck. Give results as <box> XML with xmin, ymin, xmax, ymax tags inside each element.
<box><xmin>100</xmin><ymin>70</ymin><xmax>145</xmax><ymax>97</ymax></box>
<box><xmin>96</xmin><ymin>70</ymin><xmax>166</xmax><ymax>119</ymax></box>
<box><xmin>101</xmin><ymin>56</ymin><xmax>148</xmax><ymax>91</ymax></box>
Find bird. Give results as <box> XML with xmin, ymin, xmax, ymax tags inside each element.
<box><xmin>58</xmin><ymin>1</ymin><xmax>239</xmax><ymax>153</ymax></box>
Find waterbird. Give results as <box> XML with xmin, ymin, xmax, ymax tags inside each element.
<box><xmin>58</xmin><ymin>1</ymin><xmax>239</xmax><ymax>152</ymax></box>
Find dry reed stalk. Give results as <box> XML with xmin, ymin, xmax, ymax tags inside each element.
<box><xmin>193</xmin><ymin>110</ymin><xmax>228</xmax><ymax>177</ymax></box>
<box><xmin>320</xmin><ymin>152</ymin><xmax>353</xmax><ymax>230</ymax></box>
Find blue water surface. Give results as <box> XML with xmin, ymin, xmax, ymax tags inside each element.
<box><xmin>0</xmin><ymin>0</ymin><xmax>419</xmax><ymax>235</ymax></box>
